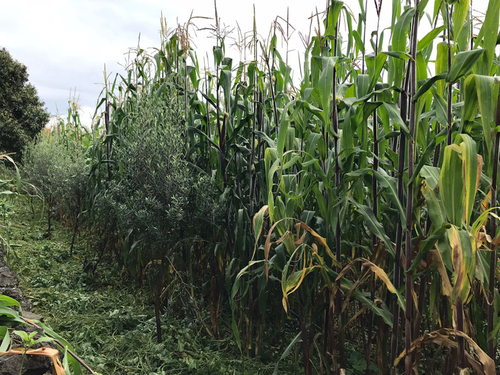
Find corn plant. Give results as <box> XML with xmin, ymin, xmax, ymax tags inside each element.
<box><xmin>31</xmin><ymin>0</ymin><xmax>500</xmax><ymax>373</ymax></box>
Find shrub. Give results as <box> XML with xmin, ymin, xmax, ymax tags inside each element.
<box><xmin>0</xmin><ymin>48</ymin><xmax>50</xmax><ymax>160</ymax></box>
<box><xmin>23</xmin><ymin>130</ymin><xmax>89</xmax><ymax>238</ymax></box>
<box><xmin>93</xmin><ymin>86</ymin><xmax>197</xmax><ymax>342</ymax></box>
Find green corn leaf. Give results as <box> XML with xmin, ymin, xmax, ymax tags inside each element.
<box><xmin>462</xmin><ymin>74</ymin><xmax>479</xmax><ymax>123</ymax></box>
<box><xmin>440</xmin><ymin>144</ymin><xmax>464</xmax><ymax>226</ymax></box>
<box><xmin>435</xmin><ymin>42</ymin><xmax>448</xmax><ymax>95</ymax></box>
<box><xmin>352</xmin><ymin>30</ymin><xmax>365</xmax><ymax>54</ymax></box>
<box><xmin>382</xmin><ymin>51</ymin><xmax>413</xmax><ymax>60</ymax></box>
<box><xmin>373</xmin><ymin>170</ymin><xmax>406</xmax><ymax>228</ymax></box>
<box><xmin>475</xmin><ymin>75</ymin><xmax>498</xmax><ymax>165</ymax></box>
<box><xmin>452</xmin><ymin>0</ymin><xmax>469</xmax><ymax>44</ymax></box>
<box><xmin>326</xmin><ymin>1</ymin><xmax>344</xmax><ymax>36</ymax></box>
<box><xmin>349</xmin><ymin>199</ymin><xmax>394</xmax><ymax>256</ymax></box>
<box><xmin>420</xmin><ymin>165</ymin><xmax>440</xmax><ymax>190</ymax></box>
<box><xmin>342</xmin><ymin>278</ymin><xmax>394</xmax><ymax>327</ymax></box>
<box><xmin>312</xmin><ymin>183</ymin><xmax>328</xmax><ymax>222</ymax></box>
<box><xmin>422</xmin><ymin>180</ymin><xmax>446</xmax><ymax>228</ymax></box>
<box><xmin>432</xmin><ymin>88</ymin><xmax>448</xmax><ymax>128</ymax></box>
<box><xmin>277</xmin><ymin>113</ymin><xmax>289</xmax><ymax>161</ymax></box>
<box><xmin>446</xmin><ymin>49</ymin><xmax>485</xmax><ymax>84</ymax></box>
<box><xmin>413</xmin><ymin>73</ymin><xmax>447</xmax><ymax>102</ymax></box>
<box><xmin>317</xmin><ymin>57</ymin><xmax>337</xmax><ymax>125</ymax></box>
<box><xmin>369</xmin><ymin>52</ymin><xmax>389</xmax><ymax>91</ymax></box>
<box><xmin>0</xmin><ymin>295</ymin><xmax>21</xmax><ymax>310</ymax></box>
<box><xmin>417</xmin><ymin>26</ymin><xmax>446</xmax><ymax>51</ymax></box>
<box><xmin>356</xmin><ymin>74</ymin><xmax>370</xmax><ymax>98</ymax></box>
<box><xmin>392</xmin><ymin>7</ymin><xmax>416</xmax><ymax>90</ymax></box>
<box><xmin>0</xmin><ymin>326</ymin><xmax>10</xmax><ymax>352</ymax></box>
<box><xmin>408</xmin><ymin>223</ymin><xmax>449</xmax><ymax>273</ymax></box>
<box><xmin>455</xmin><ymin>134</ymin><xmax>479</xmax><ymax>228</ymax></box>
<box><xmin>0</xmin><ymin>307</ymin><xmax>24</xmax><ymax>324</ymax></box>
<box><xmin>474</xmin><ymin>0</ymin><xmax>500</xmax><ymax>76</ymax></box>
<box><xmin>408</xmin><ymin>137</ymin><xmax>436</xmax><ymax>185</ymax></box>
<box><xmin>417</xmin><ymin>0</ymin><xmax>430</xmax><ymax>12</ymax></box>
<box><xmin>301</xmin><ymin>101</ymin><xmax>324</xmax><ymax>124</ymax></box>
<box><xmin>272</xmin><ymin>332</ymin><xmax>302</xmax><ymax>375</ymax></box>
<box><xmin>235</xmin><ymin>209</ymin><xmax>246</xmax><ymax>253</ymax></box>
<box><xmin>382</xmin><ymin>102</ymin><xmax>410</xmax><ymax>137</ymax></box>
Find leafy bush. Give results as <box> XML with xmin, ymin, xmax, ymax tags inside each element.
<box><xmin>106</xmin><ymin>88</ymin><xmax>189</xmax><ymax>259</ymax></box>
<box><xmin>23</xmin><ymin>130</ymin><xmax>88</xmax><ymax>237</ymax></box>
<box><xmin>0</xmin><ymin>48</ymin><xmax>50</xmax><ymax>161</ymax></box>
<box><xmin>92</xmin><ymin>85</ymin><xmax>221</xmax><ymax>342</ymax></box>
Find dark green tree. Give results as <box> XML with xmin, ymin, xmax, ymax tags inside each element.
<box><xmin>0</xmin><ymin>48</ymin><xmax>50</xmax><ymax>160</ymax></box>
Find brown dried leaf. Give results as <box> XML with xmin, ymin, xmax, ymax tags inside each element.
<box><xmin>336</xmin><ymin>258</ymin><xmax>405</xmax><ymax>312</ymax></box>
<box><xmin>394</xmin><ymin>328</ymin><xmax>494</xmax><ymax>375</ymax></box>
<box><xmin>429</xmin><ymin>248</ymin><xmax>453</xmax><ymax>298</ymax></box>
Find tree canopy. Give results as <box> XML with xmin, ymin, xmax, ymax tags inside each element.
<box><xmin>0</xmin><ymin>48</ymin><xmax>49</xmax><ymax>160</ymax></box>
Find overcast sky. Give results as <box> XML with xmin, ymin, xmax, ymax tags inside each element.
<box><xmin>1</xmin><ymin>0</ymin><xmax>337</xmax><ymax>125</ymax></box>
<box><xmin>0</xmin><ymin>1</ymin><xmax>488</xmax><ymax>126</ymax></box>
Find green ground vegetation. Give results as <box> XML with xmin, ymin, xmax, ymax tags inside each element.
<box><xmin>6</xmin><ymin>198</ymin><xmax>300</xmax><ymax>374</ymax></box>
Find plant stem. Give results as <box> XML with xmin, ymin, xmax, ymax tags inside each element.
<box><xmin>368</xmin><ymin>7</ymin><xmax>382</xmax><ymax>371</ymax></box>
<box><xmin>18</xmin><ymin>351</ymin><xmax>25</xmax><ymax>375</ymax></box>
<box><xmin>405</xmin><ymin>2</ymin><xmax>419</xmax><ymax>374</ymax></box>
<box><xmin>391</xmin><ymin>70</ymin><xmax>409</xmax><ymax>373</ymax></box>
<box><xmin>362</xmin><ymin>0</ymin><xmax>368</xmax><ymax>74</ymax></box>
<box><xmin>249</xmin><ymin>4</ymin><xmax>257</xmax><ymax>219</ymax></box>
<box><xmin>21</xmin><ymin>317</ymin><xmax>97</xmax><ymax>375</ymax></box>
<box><xmin>487</xmin><ymin>84</ymin><xmax>500</xmax><ymax>360</ymax></box>
<box><xmin>105</xmin><ymin>100</ymin><xmax>111</xmax><ymax>180</ymax></box>
<box><xmin>331</xmin><ymin>16</ymin><xmax>345</xmax><ymax>373</ymax></box>
<box><xmin>446</xmin><ymin>4</ymin><xmax>453</xmax><ymax>146</ymax></box>
<box><xmin>457</xmin><ymin>298</ymin><xmax>465</xmax><ymax>368</ymax></box>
